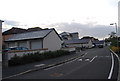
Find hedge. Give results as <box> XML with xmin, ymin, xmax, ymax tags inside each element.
<box><xmin>8</xmin><ymin>50</ymin><xmax>70</xmax><ymax>66</ymax></box>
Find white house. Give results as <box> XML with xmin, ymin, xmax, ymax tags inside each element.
<box><xmin>64</xmin><ymin>39</ymin><xmax>93</xmax><ymax>48</ymax></box>
<box><xmin>5</xmin><ymin>28</ymin><xmax>62</xmax><ymax>51</ymax></box>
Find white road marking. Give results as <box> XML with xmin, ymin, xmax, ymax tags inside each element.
<box><xmin>108</xmin><ymin>53</ymin><xmax>114</xmax><ymax>79</ymax></box>
<box><xmin>90</xmin><ymin>56</ymin><xmax>97</xmax><ymax>62</ymax></box>
<box><xmin>82</xmin><ymin>52</ymin><xmax>88</xmax><ymax>57</ymax></box>
<box><xmin>78</xmin><ymin>59</ymin><xmax>82</xmax><ymax>61</ymax></box>
<box><xmin>85</xmin><ymin>59</ymin><xmax>90</xmax><ymax>61</ymax></box>
<box><xmin>44</xmin><ymin>64</ymin><xmax>64</xmax><ymax>70</ymax></box>
<box><xmin>44</xmin><ymin>57</ymin><xmax>81</xmax><ymax>70</ymax></box>
<box><xmin>110</xmin><ymin>49</ymin><xmax>120</xmax><ymax>80</ymax></box>
<box><xmin>34</xmin><ymin>64</ymin><xmax>45</xmax><ymax>67</ymax></box>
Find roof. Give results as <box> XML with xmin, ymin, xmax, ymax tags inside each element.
<box><xmin>0</xmin><ymin>20</ymin><xmax>4</xmax><ymax>22</ymax></box>
<box><xmin>93</xmin><ymin>40</ymin><xmax>105</xmax><ymax>44</ymax></box>
<box><xmin>70</xmin><ymin>32</ymin><xmax>78</xmax><ymax>34</ymax></box>
<box><xmin>5</xmin><ymin>29</ymin><xmax>53</xmax><ymax>41</ymax></box>
<box><xmin>64</xmin><ymin>39</ymin><xmax>91</xmax><ymax>44</ymax></box>
<box><xmin>59</xmin><ymin>32</ymin><xmax>70</xmax><ymax>36</ymax></box>
<box><xmin>2</xmin><ymin>27</ymin><xmax>27</xmax><ymax>35</ymax></box>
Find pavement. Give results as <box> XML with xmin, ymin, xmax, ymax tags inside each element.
<box><xmin>117</xmin><ymin>53</ymin><xmax>120</xmax><ymax>81</ymax></box>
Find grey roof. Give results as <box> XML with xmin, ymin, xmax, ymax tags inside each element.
<box><xmin>64</xmin><ymin>39</ymin><xmax>91</xmax><ymax>44</ymax></box>
<box><xmin>93</xmin><ymin>40</ymin><xmax>105</xmax><ymax>44</ymax></box>
<box><xmin>5</xmin><ymin>29</ymin><xmax>53</xmax><ymax>41</ymax></box>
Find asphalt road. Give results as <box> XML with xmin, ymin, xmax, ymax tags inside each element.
<box><xmin>3</xmin><ymin>47</ymin><xmax>119</xmax><ymax>80</ymax></box>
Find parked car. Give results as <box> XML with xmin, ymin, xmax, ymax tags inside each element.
<box><xmin>3</xmin><ymin>47</ymin><xmax>28</xmax><ymax>51</ymax></box>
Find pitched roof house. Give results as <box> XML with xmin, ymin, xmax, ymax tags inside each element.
<box><xmin>5</xmin><ymin>28</ymin><xmax>62</xmax><ymax>51</ymax></box>
<box><xmin>64</xmin><ymin>39</ymin><xmax>93</xmax><ymax>48</ymax></box>
<box><xmin>59</xmin><ymin>32</ymin><xmax>79</xmax><ymax>41</ymax></box>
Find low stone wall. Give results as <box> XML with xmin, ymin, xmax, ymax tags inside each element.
<box><xmin>61</xmin><ymin>47</ymin><xmax>76</xmax><ymax>52</ymax></box>
<box><xmin>6</xmin><ymin>48</ymin><xmax>48</xmax><ymax>60</ymax></box>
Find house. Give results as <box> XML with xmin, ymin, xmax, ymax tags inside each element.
<box><xmin>93</xmin><ymin>40</ymin><xmax>105</xmax><ymax>47</ymax></box>
<box><xmin>81</xmin><ymin>36</ymin><xmax>97</xmax><ymax>42</ymax></box>
<box><xmin>5</xmin><ymin>28</ymin><xmax>62</xmax><ymax>51</ymax></box>
<box><xmin>2</xmin><ymin>27</ymin><xmax>45</xmax><ymax>48</ymax></box>
<box><xmin>64</xmin><ymin>39</ymin><xmax>93</xmax><ymax>48</ymax></box>
<box><xmin>60</xmin><ymin>32</ymin><xmax>72</xmax><ymax>40</ymax></box>
<box><xmin>2</xmin><ymin>27</ymin><xmax>43</xmax><ymax>43</ymax></box>
<box><xmin>2</xmin><ymin>27</ymin><xmax>27</xmax><ymax>47</ymax></box>
<box><xmin>70</xmin><ymin>32</ymin><xmax>79</xmax><ymax>39</ymax></box>
<box><xmin>0</xmin><ymin>20</ymin><xmax>4</xmax><ymax>62</ymax></box>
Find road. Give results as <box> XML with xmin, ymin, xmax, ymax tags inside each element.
<box><xmin>3</xmin><ymin>47</ymin><xmax>119</xmax><ymax>80</ymax></box>
<box><xmin>0</xmin><ymin>62</ymin><xmax>2</xmax><ymax>80</ymax></box>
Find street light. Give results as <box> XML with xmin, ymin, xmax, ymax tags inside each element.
<box><xmin>110</xmin><ymin>23</ymin><xmax>119</xmax><ymax>53</ymax></box>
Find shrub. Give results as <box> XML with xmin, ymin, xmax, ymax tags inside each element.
<box><xmin>111</xmin><ymin>46</ymin><xmax>120</xmax><ymax>53</ymax></box>
<box><xmin>8</xmin><ymin>54</ymin><xmax>23</xmax><ymax>66</ymax></box>
<box><xmin>8</xmin><ymin>50</ymin><xmax>70</xmax><ymax>66</ymax></box>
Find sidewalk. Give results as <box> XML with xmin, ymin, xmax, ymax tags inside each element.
<box><xmin>3</xmin><ymin>50</ymin><xmax>87</xmax><ymax>78</ymax></box>
<box><xmin>117</xmin><ymin>53</ymin><xmax>120</xmax><ymax>81</ymax></box>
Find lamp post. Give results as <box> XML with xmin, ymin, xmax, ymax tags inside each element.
<box><xmin>110</xmin><ymin>23</ymin><xmax>119</xmax><ymax>53</ymax></box>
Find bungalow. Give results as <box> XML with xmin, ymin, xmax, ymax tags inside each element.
<box><xmin>5</xmin><ymin>28</ymin><xmax>62</xmax><ymax>51</ymax></box>
<box><xmin>93</xmin><ymin>40</ymin><xmax>105</xmax><ymax>47</ymax></box>
<box><xmin>64</xmin><ymin>39</ymin><xmax>93</xmax><ymax>48</ymax></box>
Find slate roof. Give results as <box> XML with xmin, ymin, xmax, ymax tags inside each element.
<box><xmin>5</xmin><ymin>29</ymin><xmax>53</xmax><ymax>41</ymax></box>
<box><xmin>64</xmin><ymin>39</ymin><xmax>91</xmax><ymax>44</ymax></box>
<box><xmin>93</xmin><ymin>40</ymin><xmax>105</xmax><ymax>44</ymax></box>
<box><xmin>2</xmin><ymin>27</ymin><xmax>27</xmax><ymax>35</ymax></box>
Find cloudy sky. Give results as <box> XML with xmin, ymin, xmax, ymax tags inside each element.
<box><xmin>0</xmin><ymin>0</ymin><xmax>119</xmax><ymax>39</ymax></box>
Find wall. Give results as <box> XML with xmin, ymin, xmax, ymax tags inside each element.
<box><xmin>7</xmin><ymin>39</ymin><xmax>43</xmax><ymax>50</ymax></box>
<box><xmin>66</xmin><ymin>43</ymin><xmax>82</xmax><ymax>47</ymax></box>
<box><xmin>0</xmin><ymin>21</ymin><xmax>2</xmax><ymax>61</ymax></box>
<box><xmin>43</xmin><ymin>30</ymin><xmax>62</xmax><ymax>51</ymax></box>
<box><xmin>7</xmin><ymin>48</ymin><xmax>48</xmax><ymax>60</ymax></box>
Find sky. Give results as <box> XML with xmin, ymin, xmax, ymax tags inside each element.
<box><xmin>0</xmin><ymin>0</ymin><xmax>119</xmax><ymax>39</ymax></box>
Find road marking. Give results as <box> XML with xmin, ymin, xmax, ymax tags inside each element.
<box><xmin>108</xmin><ymin>53</ymin><xmax>114</xmax><ymax>79</ymax></box>
<box><xmin>85</xmin><ymin>59</ymin><xmax>90</xmax><ymax>61</ymax></box>
<box><xmin>44</xmin><ymin>57</ymin><xmax>81</xmax><ymax>70</ymax></box>
<box><xmin>44</xmin><ymin>63</ymin><xmax>64</xmax><ymax>70</ymax></box>
<box><xmin>78</xmin><ymin>59</ymin><xmax>82</xmax><ymax>61</ymax></box>
<box><xmin>34</xmin><ymin>64</ymin><xmax>45</xmax><ymax>67</ymax></box>
<box><xmin>90</xmin><ymin>56</ymin><xmax>97</xmax><ymax>62</ymax></box>
<box><xmin>82</xmin><ymin>52</ymin><xmax>88</xmax><ymax>57</ymax></box>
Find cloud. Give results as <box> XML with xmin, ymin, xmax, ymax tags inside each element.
<box><xmin>48</xmin><ymin>22</ymin><xmax>115</xmax><ymax>39</ymax></box>
<box><xmin>4</xmin><ymin>20</ymin><xmax>20</xmax><ymax>26</ymax></box>
<box><xmin>3</xmin><ymin>20</ymin><xmax>28</xmax><ymax>27</ymax></box>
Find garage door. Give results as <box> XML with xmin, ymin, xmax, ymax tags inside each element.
<box><xmin>31</xmin><ymin>40</ymin><xmax>42</xmax><ymax>49</ymax></box>
<box><xmin>18</xmin><ymin>41</ymin><xmax>27</xmax><ymax>48</ymax></box>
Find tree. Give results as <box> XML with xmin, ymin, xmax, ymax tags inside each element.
<box><xmin>108</xmin><ymin>31</ymin><xmax>116</xmax><ymax>39</ymax></box>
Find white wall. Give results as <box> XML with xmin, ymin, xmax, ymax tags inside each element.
<box><xmin>43</xmin><ymin>30</ymin><xmax>62</xmax><ymax>51</ymax></box>
<box><xmin>66</xmin><ymin>43</ymin><xmax>82</xmax><ymax>47</ymax></box>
